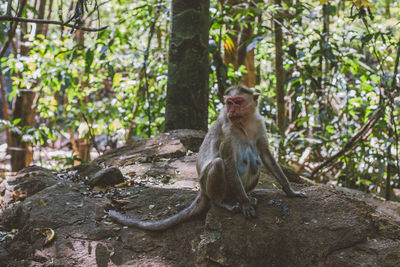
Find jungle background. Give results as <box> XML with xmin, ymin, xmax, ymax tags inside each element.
<box><xmin>0</xmin><ymin>0</ymin><xmax>399</xmax><ymax>201</ymax></box>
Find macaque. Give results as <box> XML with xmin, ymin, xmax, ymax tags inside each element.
<box><xmin>108</xmin><ymin>85</ymin><xmax>306</xmax><ymax>230</ymax></box>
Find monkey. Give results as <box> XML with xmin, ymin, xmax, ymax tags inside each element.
<box><xmin>108</xmin><ymin>85</ymin><xmax>306</xmax><ymax>230</ymax></box>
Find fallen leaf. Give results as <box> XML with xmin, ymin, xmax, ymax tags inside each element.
<box><xmin>126</xmin><ymin>171</ymin><xmax>136</xmax><ymax>177</ymax></box>
<box><xmin>42</xmin><ymin>228</ymin><xmax>55</xmax><ymax>245</ymax></box>
<box><xmin>115</xmin><ymin>182</ymin><xmax>129</xmax><ymax>188</ymax></box>
<box><xmin>93</xmin><ymin>186</ymin><xmax>108</xmax><ymax>191</ymax></box>
<box><xmin>114</xmin><ymin>199</ymin><xmax>130</xmax><ymax>204</ymax></box>
<box><xmin>39</xmin><ymin>199</ymin><xmax>47</xmax><ymax>206</ymax></box>
<box><xmin>13</xmin><ymin>189</ymin><xmax>27</xmax><ymax>201</ymax></box>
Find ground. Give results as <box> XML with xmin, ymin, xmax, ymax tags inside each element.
<box><xmin>0</xmin><ymin>129</ymin><xmax>400</xmax><ymax>266</ymax></box>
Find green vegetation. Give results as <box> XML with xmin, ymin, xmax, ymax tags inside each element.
<box><xmin>0</xmin><ymin>0</ymin><xmax>399</xmax><ymax>198</ymax></box>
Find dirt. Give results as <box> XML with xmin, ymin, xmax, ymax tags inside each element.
<box><xmin>0</xmin><ymin>129</ymin><xmax>400</xmax><ymax>266</ymax></box>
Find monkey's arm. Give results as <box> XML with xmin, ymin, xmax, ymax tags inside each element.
<box><xmin>257</xmin><ymin>136</ymin><xmax>306</xmax><ymax>198</ymax></box>
<box><xmin>220</xmin><ymin>140</ymin><xmax>257</xmax><ymax>218</ymax></box>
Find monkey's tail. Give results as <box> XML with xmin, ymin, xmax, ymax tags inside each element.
<box><xmin>108</xmin><ymin>193</ymin><xmax>209</xmax><ymax>231</ymax></box>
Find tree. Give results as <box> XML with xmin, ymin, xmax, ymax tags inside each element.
<box><xmin>1</xmin><ymin>0</ymin><xmax>106</xmax><ymax>170</ymax></box>
<box><xmin>223</xmin><ymin>0</ymin><xmax>257</xmax><ymax>88</ymax></box>
<box><xmin>274</xmin><ymin>0</ymin><xmax>285</xmax><ymax>133</ymax></box>
<box><xmin>165</xmin><ymin>0</ymin><xmax>210</xmax><ymax>131</ymax></box>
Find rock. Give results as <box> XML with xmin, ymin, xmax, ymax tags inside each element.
<box><xmin>1</xmin><ymin>165</ymin><xmax>58</xmax><ymax>205</ymax></box>
<box><xmin>87</xmin><ymin>167</ymin><xmax>125</xmax><ymax>187</ymax></box>
<box><xmin>2</xmin><ymin>130</ymin><xmax>400</xmax><ymax>266</ymax></box>
<box><xmin>92</xmin><ymin>129</ymin><xmax>206</xmax><ymax>167</ymax></box>
<box><xmin>0</xmin><ymin>204</ymin><xmax>30</xmax><ymax>229</ymax></box>
<box><xmin>95</xmin><ymin>243</ymin><xmax>109</xmax><ymax>267</ymax></box>
<box><xmin>198</xmin><ymin>187</ymin><xmax>400</xmax><ymax>266</ymax></box>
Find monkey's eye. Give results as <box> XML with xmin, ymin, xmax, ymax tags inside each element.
<box><xmin>234</xmin><ymin>100</ymin><xmax>242</xmax><ymax>105</ymax></box>
<box><xmin>227</xmin><ymin>100</ymin><xmax>233</xmax><ymax>105</ymax></box>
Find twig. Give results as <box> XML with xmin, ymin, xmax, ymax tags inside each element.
<box><xmin>82</xmin><ymin>114</ymin><xmax>101</xmax><ymax>155</ymax></box>
<box><xmin>0</xmin><ymin>0</ymin><xmax>28</xmax><ymax>59</ymax></box>
<box><xmin>83</xmin><ymin>0</ymin><xmax>111</xmax><ymax>22</ymax></box>
<box><xmin>0</xmin><ymin>16</ymin><xmax>108</xmax><ymax>32</ymax></box>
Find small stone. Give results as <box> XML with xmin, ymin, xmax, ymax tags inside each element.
<box><xmin>87</xmin><ymin>167</ymin><xmax>125</xmax><ymax>187</ymax></box>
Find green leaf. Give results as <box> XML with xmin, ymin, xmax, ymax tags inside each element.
<box><xmin>12</xmin><ymin>118</ymin><xmax>22</xmax><ymax>125</ymax></box>
<box><xmin>325</xmin><ymin>4</ymin><xmax>336</xmax><ymax>15</ymax></box>
<box><xmin>361</xmin><ymin>34</ymin><xmax>373</xmax><ymax>44</ymax></box>
<box><xmin>85</xmin><ymin>49</ymin><xmax>95</xmax><ymax>73</ymax></box>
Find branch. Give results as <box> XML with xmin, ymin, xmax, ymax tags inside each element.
<box><xmin>310</xmin><ymin>108</ymin><xmax>383</xmax><ymax>177</ymax></box>
<box><xmin>0</xmin><ymin>16</ymin><xmax>108</xmax><ymax>32</ymax></box>
<box><xmin>0</xmin><ymin>0</ymin><xmax>27</xmax><ymax>59</ymax></box>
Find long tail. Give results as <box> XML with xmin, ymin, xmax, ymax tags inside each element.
<box><xmin>108</xmin><ymin>193</ymin><xmax>209</xmax><ymax>231</ymax></box>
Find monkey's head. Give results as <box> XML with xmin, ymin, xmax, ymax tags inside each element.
<box><xmin>225</xmin><ymin>85</ymin><xmax>259</xmax><ymax>122</ymax></box>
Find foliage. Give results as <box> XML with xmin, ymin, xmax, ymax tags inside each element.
<box><xmin>253</xmin><ymin>0</ymin><xmax>400</xmax><ymax>194</ymax></box>
<box><xmin>1</xmin><ymin>0</ymin><xmax>399</xmax><ymax>196</ymax></box>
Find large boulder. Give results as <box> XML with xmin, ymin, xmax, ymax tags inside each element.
<box><xmin>1</xmin><ymin>129</ymin><xmax>399</xmax><ymax>266</ymax></box>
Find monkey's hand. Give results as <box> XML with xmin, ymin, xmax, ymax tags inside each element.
<box><xmin>241</xmin><ymin>200</ymin><xmax>257</xmax><ymax>218</ymax></box>
<box><xmin>286</xmin><ymin>190</ymin><xmax>307</xmax><ymax>198</ymax></box>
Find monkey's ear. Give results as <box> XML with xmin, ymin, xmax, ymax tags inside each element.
<box><xmin>253</xmin><ymin>94</ymin><xmax>260</xmax><ymax>102</ymax></box>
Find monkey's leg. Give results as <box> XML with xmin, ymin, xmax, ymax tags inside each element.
<box><xmin>263</xmin><ymin>148</ymin><xmax>306</xmax><ymax>198</ymax></box>
<box><xmin>206</xmin><ymin>158</ymin><xmax>241</xmax><ymax>213</ymax></box>
<box><xmin>206</xmin><ymin>158</ymin><xmax>226</xmax><ymax>204</ymax></box>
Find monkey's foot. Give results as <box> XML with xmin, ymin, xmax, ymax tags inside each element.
<box><xmin>241</xmin><ymin>201</ymin><xmax>257</xmax><ymax>218</ymax></box>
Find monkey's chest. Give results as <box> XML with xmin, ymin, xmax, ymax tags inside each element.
<box><xmin>237</xmin><ymin>144</ymin><xmax>261</xmax><ymax>178</ymax></box>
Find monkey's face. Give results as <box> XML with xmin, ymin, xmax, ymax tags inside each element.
<box><xmin>226</xmin><ymin>95</ymin><xmax>249</xmax><ymax>121</ymax></box>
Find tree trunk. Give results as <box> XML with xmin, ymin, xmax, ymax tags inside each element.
<box><xmin>317</xmin><ymin>4</ymin><xmax>330</xmax><ymax>117</ymax></box>
<box><xmin>0</xmin><ymin>74</ymin><xmax>11</xmax><ymax>147</ymax></box>
<box><xmin>274</xmin><ymin>0</ymin><xmax>286</xmax><ymax>133</ymax></box>
<box><xmin>42</xmin><ymin>0</ymin><xmax>54</xmax><ymax>36</ymax></box>
<box><xmin>10</xmin><ymin>89</ymin><xmax>38</xmax><ymax>171</ymax></box>
<box><xmin>223</xmin><ymin>0</ymin><xmax>256</xmax><ymax>88</ymax></box>
<box><xmin>35</xmin><ymin>0</ymin><xmax>47</xmax><ymax>36</ymax></box>
<box><xmin>238</xmin><ymin>23</ymin><xmax>256</xmax><ymax>88</ymax></box>
<box><xmin>385</xmin><ymin>0</ymin><xmax>391</xmax><ymax>18</ymax></box>
<box><xmin>165</xmin><ymin>0</ymin><xmax>210</xmax><ymax>131</ymax></box>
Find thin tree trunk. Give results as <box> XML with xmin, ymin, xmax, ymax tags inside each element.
<box><xmin>385</xmin><ymin>119</ymin><xmax>393</xmax><ymax>200</ymax></box>
<box><xmin>317</xmin><ymin>4</ymin><xmax>329</xmax><ymax>116</ymax></box>
<box><xmin>10</xmin><ymin>90</ymin><xmax>38</xmax><ymax>171</ymax></box>
<box><xmin>165</xmin><ymin>0</ymin><xmax>210</xmax><ymax>131</ymax></box>
<box><xmin>385</xmin><ymin>0</ymin><xmax>391</xmax><ymax>18</ymax></box>
<box><xmin>0</xmin><ymin>74</ymin><xmax>11</xmax><ymax>147</ymax></box>
<box><xmin>1</xmin><ymin>0</ymin><xmax>28</xmax><ymax>170</ymax></box>
<box><xmin>35</xmin><ymin>0</ymin><xmax>47</xmax><ymax>36</ymax></box>
<box><xmin>274</xmin><ymin>0</ymin><xmax>285</xmax><ymax>133</ymax></box>
<box><xmin>42</xmin><ymin>0</ymin><xmax>54</xmax><ymax>36</ymax></box>
<box><xmin>238</xmin><ymin>23</ymin><xmax>256</xmax><ymax>88</ymax></box>
<box><xmin>223</xmin><ymin>0</ymin><xmax>256</xmax><ymax>88</ymax></box>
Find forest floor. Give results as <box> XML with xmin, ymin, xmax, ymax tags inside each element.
<box><xmin>0</xmin><ymin>129</ymin><xmax>400</xmax><ymax>266</ymax></box>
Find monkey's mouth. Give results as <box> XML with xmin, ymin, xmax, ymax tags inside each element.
<box><xmin>228</xmin><ymin>115</ymin><xmax>242</xmax><ymax>120</ymax></box>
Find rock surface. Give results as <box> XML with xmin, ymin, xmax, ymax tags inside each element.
<box><xmin>0</xmin><ymin>129</ymin><xmax>399</xmax><ymax>267</ymax></box>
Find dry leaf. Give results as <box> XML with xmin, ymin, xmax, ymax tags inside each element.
<box><xmin>13</xmin><ymin>189</ymin><xmax>27</xmax><ymax>201</ymax></box>
<box><xmin>39</xmin><ymin>199</ymin><xmax>47</xmax><ymax>206</ymax></box>
<box><xmin>42</xmin><ymin>228</ymin><xmax>55</xmax><ymax>245</ymax></box>
<box><xmin>93</xmin><ymin>186</ymin><xmax>108</xmax><ymax>191</ymax></box>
